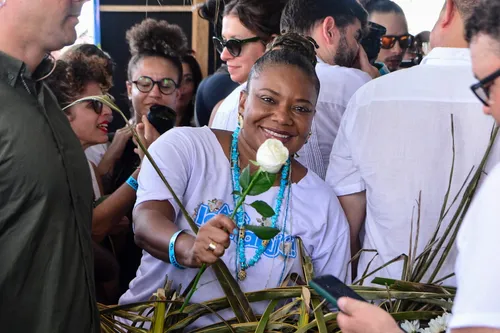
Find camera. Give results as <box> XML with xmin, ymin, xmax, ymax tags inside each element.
<box><xmin>360</xmin><ymin>22</ymin><xmax>387</xmax><ymax>64</ymax></box>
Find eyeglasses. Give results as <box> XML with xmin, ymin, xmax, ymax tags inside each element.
<box><xmin>380</xmin><ymin>34</ymin><xmax>414</xmax><ymax>50</ymax></box>
<box><xmin>470</xmin><ymin>68</ymin><xmax>500</xmax><ymax>106</ymax></box>
<box><xmin>62</xmin><ymin>95</ymin><xmax>107</xmax><ymax>114</ymax></box>
<box><xmin>132</xmin><ymin>76</ymin><xmax>178</xmax><ymax>95</ymax></box>
<box><xmin>213</xmin><ymin>36</ymin><xmax>261</xmax><ymax>57</ymax></box>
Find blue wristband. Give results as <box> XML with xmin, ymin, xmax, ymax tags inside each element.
<box><xmin>169</xmin><ymin>230</ymin><xmax>186</xmax><ymax>269</ymax></box>
<box><xmin>126</xmin><ymin>176</ymin><xmax>138</xmax><ymax>191</ymax></box>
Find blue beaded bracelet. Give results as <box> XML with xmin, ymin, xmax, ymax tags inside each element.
<box><xmin>169</xmin><ymin>230</ymin><xmax>186</xmax><ymax>269</ymax></box>
<box><xmin>126</xmin><ymin>176</ymin><xmax>138</xmax><ymax>191</ymax></box>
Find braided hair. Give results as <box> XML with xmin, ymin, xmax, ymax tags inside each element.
<box><xmin>126</xmin><ymin>18</ymin><xmax>188</xmax><ymax>85</ymax></box>
<box><xmin>248</xmin><ymin>32</ymin><xmax>320</xmax><ymax>96</ymax></box>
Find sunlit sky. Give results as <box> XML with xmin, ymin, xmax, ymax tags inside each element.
<box><xmin>395</xmin><ymin>0</ymin><xmax>445</xmax><ymax>34</ymax></box>
<box><xmin>75</xmin><ymin>0</ymin><xmax>446</xmax><ymax>44</ymax></box>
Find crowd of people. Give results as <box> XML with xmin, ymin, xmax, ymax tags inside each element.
<box><xmin>0</xmin><ymin>0</ymin><xmax>499</xmax><ymax>332</ymax></box>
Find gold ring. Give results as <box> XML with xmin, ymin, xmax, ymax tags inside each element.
<box><xmin>207</xmin><ymin>242</ymin><xmax>217</xmax><ymax>252</ymax></box>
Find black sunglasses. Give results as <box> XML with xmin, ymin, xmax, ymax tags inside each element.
<box><xmin>132</xmin><ymin>76</ymin><xmax>178</xmax><ymax>95</ymax></box>
<box><xmin>213</xmin><ymin>36</ymin><xmax>261</xmax><ymax>57</ymax></box>
<box><xmin>470</xmin><ymin>68</ymin><xmax>500</xmax><ymax>106</ymax></box>
<box><xmin>62</xmin><ymin>96</ymin><xmax>105</xmax><ymax>114</ymax></box>
<box><xmin>380</xmin><ymin>34</ymin><xmax>414</xmax><ymax>50</ymax></box>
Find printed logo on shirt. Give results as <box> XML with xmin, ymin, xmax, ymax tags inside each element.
<box><xmin>193</xmin><ymin>199</ymin><xmax>297</xmax><ymax>259</ymax></box>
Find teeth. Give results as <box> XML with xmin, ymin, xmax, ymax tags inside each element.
<box><xmin>263</xmin><ymin>128</ymin><xmax>290</xmax><ymax>139</ymax></box>
<box><xmin>97</xmin><ymin>124</ymin><xmax>108</xmax><ymax>129</ymax></box>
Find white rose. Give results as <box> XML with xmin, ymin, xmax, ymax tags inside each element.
<box><xmin>256</xmin><ymin>139</ymin><xmax>289</xmax><ymax>174</ymax></box>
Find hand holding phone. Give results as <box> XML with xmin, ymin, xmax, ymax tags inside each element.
<box><xmin>309</xmin><ymin>275</ymin><xmax>366</xmax><ymax>308</ymax></box>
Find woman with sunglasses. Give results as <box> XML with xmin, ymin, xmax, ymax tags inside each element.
<box><xmin>365</xmin><ymin>0</ymin><xmax>413</xmax><ymax>72</ymax></box>
<box><xmin>119</xmin><ymin>33</ymin><xmax>350</xmax><ymax>328</ymax></box>
<box><xmin>46</xmin><ymin>46</ymin><xmax>157</xmax><ymax>304</ymax></box>
<box><xmin>210</xmin><ymin>0</ymin><xmax>289</xmax><ymax>128</ymax></box>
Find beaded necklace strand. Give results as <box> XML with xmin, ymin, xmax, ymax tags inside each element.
<box><xmin>231</xmin><ymin>126</ymin><xmax>290</xmax><ymax>280</ymax></box>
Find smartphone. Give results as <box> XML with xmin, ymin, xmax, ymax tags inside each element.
<box><xmin>147</xmin><ymin>104</ymin><xmax>177</xmax><ymax>135</ymax></box>
<box><xmin>309</xmin><ymin>275</ymin><xmax>366</xmax><ymax>308</ymax></box>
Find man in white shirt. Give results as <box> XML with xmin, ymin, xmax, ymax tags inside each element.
<box><xmin>327</xmin><ymin>0</ymin><xmax>500</xmax><ymax>284</ymax></box>
<box><xmin>332</xmin><ymin>1</ymin><xmax>500</xmax><ymax>332</ymax></box>
<box><xmin>212</xmin><ymin>0</ymin><xmax>377</xmax><ymax>179</ymax></box>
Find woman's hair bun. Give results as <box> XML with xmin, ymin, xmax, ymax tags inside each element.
<box><xmin>126</xmin><ymin>18</ymin><xmax>189</xmax><ymax>57</ymax></box>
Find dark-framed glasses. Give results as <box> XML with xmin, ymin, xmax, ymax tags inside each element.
<box><xmin>132</xmin><ymin>76</ymin><xmax>177</xmax><ymax>95</ymax></box>
<box><xmin>380</xmin><ymin>34</ymin><xmax>414</xmax><ymax>50</ymax></box>
<box><xmin>62</xmin><ymin>96</ymin><xmax>106</xmax><ymax>114</ymax></box>
<box><xmin>470</xmin><ymin>68</ymin><xmax>500</xmax><ymax>106</ymax></box>
<box><xmin>213</xmin><ymin>36</ymin><xmax>261</xmax><ymax>57</ymax></box>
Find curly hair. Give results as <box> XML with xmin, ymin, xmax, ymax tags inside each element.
<box><xmin>126</xmin><ymin>18</ymin><xmax>189</xmax><ymax>84</ymax></box>
<box><xmin>46</xmin><ymin>46</ymin><xmax>114</xmax><ymax>110</ymax></box>
<box><xmin>465</xmin><ymin>0</ymin><xmax>500</xmax><ymax>45</ymax></box>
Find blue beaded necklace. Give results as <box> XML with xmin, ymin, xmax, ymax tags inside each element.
<box><xmin>231</xmin><ymin>126</ymin><xmax>290</xmax><ymax>281</ymax></box>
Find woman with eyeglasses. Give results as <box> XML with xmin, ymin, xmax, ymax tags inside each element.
<box><xmin>46</xmin><ymin>45</ymin><xmax>157</xmax><ymax>304</ymax></box>
<box><xmin>209</xmin><ymin>0</ymin><xmax>289</xmax><ymax>129</ymax></box>
<box><xmin>364</xmin><ymin>0</ymin><xmax>413</xmax><ymax>72</ymax></box>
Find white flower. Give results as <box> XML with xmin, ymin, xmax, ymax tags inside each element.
<box><xmin>418</xmin><ymin>313</ymin><xmax>451</xmax><ymax>333</ymax></box>
<box><xmin>256</xmin><ymin>139</ymin><xmax>289</xmax><ymax>174</ymax></box>
<box><xmin>401</xmin><ymin>320</ymin><xmax>420</xmax><ymax>333</ymax></box>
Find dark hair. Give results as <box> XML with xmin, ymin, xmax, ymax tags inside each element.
<box><xmin>362</xmin><ymin>0</ymin><xmax>405</xmax><ymax>15</ymax></box>
<box><xmin>223</xmin><ymin>0</ymin><xmax>289</xmax><ymax>42</ymax></box>
<box><xmin>247</xmin><ymin>33</ymin><xmax>320</xmax><ymax>96</ymax></box>
<box><xmin>179</xmin><ymin>53</ymin><xmax>203</xmax><ymax>126</ymax></box>
<box><xmin>454</xmin><ymin>0</ymin><xmax>480</xmax><ymax>21</ymax></box>
<box><xmin>126</xmin><ymin>18</ymin><xmax>188</xmax><ymax>85</ymax></box>
<box><xmin>280</xmin><ymin>0</ymin><xmax>368</xmax><ymax>35</ymax></box>
<box><xmin>465</xmin><ymin>0</ymin><xmax>500</xmax><ymax>45</ymax></box>
<box><xmin>46</xmin><ymin>50</ymin><xmax>113</xmax><ymax>109</ymax></box>
<box><xmin>267</xmin><ymin>32</ymin><xmax>318</xmax><ymax>66</ymax></box>
<box><xmin>63</xmin><ymin>44</ymin><xmax>116</xmax><ymax>78</ymax></box>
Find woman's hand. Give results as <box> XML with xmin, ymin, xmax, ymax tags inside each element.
<box><xmin>187</xmin><ymin>215</ymin><xmax>236</xmax><ymax>267</ymax></box>
<box><xmin>337</xmin><ymin>297</ymin><xmax>403</xmax><ymax>333</ymax></box>
<box><xmin>108</xmin><ymin>126</ymin><xmax>133</xmax><ymax>160</ymax></box>
<box><xmin>134</xmin><ymin>116</ymin><xmax>161</xmax><ymax>161</ymax></box>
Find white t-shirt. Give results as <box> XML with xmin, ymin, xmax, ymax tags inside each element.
<box><xmin>448</xmin><ymin>163</ymin><xmax>500</xmax><ymax>329</ymax></box>
<box><xmin>327</xmin><ymin>48</ymin><xmax>500</xmax><ymax>285</ymax></box>
<box><xmin>85</xmin><ymin>143</ymin><xmax>108</xmax><ymax>166</ymax></box>
<box><xmin>210</xmin><ymin>62</ymin><xmax>371</xmax><ymax>180</ymax></box>
<box><xmin>119</xmin><ymin>126</ymin><xmax>350</xmax><ymax>326</ymax></box>
<box><xmin>211</xmin><ymin>83</ymin><xmax>245</xmax><ymax>131</ymax></box>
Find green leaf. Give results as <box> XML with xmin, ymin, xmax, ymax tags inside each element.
<box><xmin>249</xmin><ymin>160</ymin><xmax>259</xmax><ymax>167</ymax></box>
<box><xmin>231</xmin><ymin>190</ymin><xmax>242</xmax><ymax>196</ymax></box>
<box><xmin>255</xmin><ymin>299</ymin><xmax>279</xmax><ymax>333</ymax></box>
<box><xmin>247</xmin><ymin>172</ymin><xmax>276</xmax><ymax>196</ymax></box>
<box><xmin>239</xmin><ymin>165</ymin><xmax>251</xmax><ymax>190</ymax></box>
<box><xmin>245</xmin><ymin>225</ymin><xmax>280</xmax><ymax>240</ymax></box>
<box><xmin>249</xmin><ymin>200</ymin><xmax>275</xmax><ymax>218</ymax></box>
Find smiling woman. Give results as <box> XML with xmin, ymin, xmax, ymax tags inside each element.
<box><xmin>118</xmin><ymin>33</ymin><xmax>350</xmax><ymax>329</ymax></box>
<box><xmin>45</xmin><ymin>44</ymin><xmax>157</xmax><ymax>304</ymax></box>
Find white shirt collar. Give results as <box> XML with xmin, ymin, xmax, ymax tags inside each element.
<box><xmin>420</xmin><ymin>47</ymin><xmax>471</xmax><ymax>66</ymax></box>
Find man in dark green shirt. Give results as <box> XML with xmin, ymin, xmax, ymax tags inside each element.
<box><xmin>0</xmin><ymin>0</ymin><xmax>99</xmax><ymax>332</ymax></box>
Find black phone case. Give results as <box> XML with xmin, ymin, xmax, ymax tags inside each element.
<box><xmin>310</xmin><ymin>275</ymin><xmax>366</xmax><ymax>304</ymax></box>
